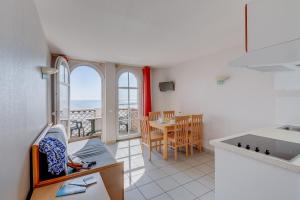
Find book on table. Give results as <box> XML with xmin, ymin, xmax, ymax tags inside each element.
<box><xmin>56</xmin><ymin>184</ymin><xmax>86</xmax><ymax>197</ymax></box>
<box><xmin>56</xmin><ymin>175</ymin><xmax>97</xmax><ymax>197</ymax></box>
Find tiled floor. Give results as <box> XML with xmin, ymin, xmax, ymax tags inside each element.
<box><xmin>108</xmin><ymin>138</ymin><xmax>215</xmax><ymax>200</ymax></box>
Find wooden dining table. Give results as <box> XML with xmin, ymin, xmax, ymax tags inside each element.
<box><xmin>149</xmin><ymin>120</ymin><xmax>176</xmax><ymax>160</ymax></box>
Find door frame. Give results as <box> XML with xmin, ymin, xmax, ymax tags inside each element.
<box><xmin>53</xmin><ymin>56</ymin><xmax>71</xmax><ymax>137</ymax></box>
<box><xmin>116</xmin><ymin>68</ymin><xmax>142</xmax><ymax>140</ymax></box>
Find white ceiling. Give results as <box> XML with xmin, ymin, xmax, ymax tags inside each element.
<box><xmin>34</xmin><ymin>0</ymin><xmax>246</xmax><ymax>67</ymax></box>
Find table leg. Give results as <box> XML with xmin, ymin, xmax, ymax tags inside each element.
<box><xmin>163</xmin><ymin>127</ymin><xmax>168</xmax><ymax>160</ymax></box>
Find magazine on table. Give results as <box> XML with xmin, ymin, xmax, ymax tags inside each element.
<box><xmin>56</xmin><ymin>175</ymin><xmax>97</xmax><ymax>197</ymax></box>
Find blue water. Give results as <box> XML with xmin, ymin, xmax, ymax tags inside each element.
<box><xmin>71</xmin><ymin>99</ymin><xmax>138</xmax><ymax>109</ymax></box>
<box><xmin>71</xmin><ymin>100</ymin><xmax>101</xmax><ymax>109</ymax></box>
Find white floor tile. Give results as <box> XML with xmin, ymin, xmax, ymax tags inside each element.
<box><xmin>160</xmin><ymin>165</ymin><xmax>180</xmax><ymax>175</ymax></box>
<box><xmin>207</xmin><ymin>172</ymin><xmax>215</xmax><ymax>178</ymax></box>
<box><xmin>132</xmin><ymin>174</ymin><xmax>153</xmax><ymax>187</ymax></box>
<box><xmin>108</xmin><ymin>138</ymin><xmax>216</xmax><ymax>200</ymax></box>
<box><xmin>125</xmin><ymin>188</ymin><xmax>146</xmax><ymax>200</ymax></box>
<box><xmin>183</xmin><ymin>181</ymin><xmax>211</xmax><ymax>197</ymax></box>
<box><xmin>199</xmin><ymin>191</ymin><xmax>215</xmax><ymax>200</ymax></box>
<box><xmin>195</xmin><ymin>155</ymin><xmax>212</xmax><ymax>164</ymax></box>
<box><xmin>171</xmin><ymin>172</ymin><xmax>193</xmax><ymax>185</ymax></box>
<box><xmin>138</xmin><ymin>182</ymin><xmax>164</xmax><ymax>199</ymax></box>
<box><xmin>195</xmin><ymin>164</ymin><xmax>213</xmax><ymax>174</ymax></box>
<box><xmin>155</xmin><ymin>176</ymin><xmax>180</xmax><ymax>192</ymax></box>
<box><xmin>124</xmin><ymin>177</ymin><xmax>136</xmax><ymax>191</ymax></box>
<box><xmin>167</xmin><ymin>186</ymin><xmax>196</xmax><ymax>200</ymax></box>
<box><xmin>153</xmin><ymin>159</ymin><xmax>171</xmax><ymax>167</ymax></box>
<box><xmin>172</xmin><ymin>162</ymin><xmax>193</xmax><ymax>171</ymax></box>
<box><xmin>197</xmin><ymin>175</ymin><xmax>215</xmax><ymax>189</ymax></box>
<box><xmin>185</xmin><ymin>168</ymin><xmax>206</xmax><ymax>179</ymax></box>
<box><xmin>151</xmin><ymin>193</ymin><xmax>173</xmax><ymax>200</ymax></box>
<box><xmin>146</xmin><ymin>168</ymin><xmax>167</xmax><ymax>180</ymax></box>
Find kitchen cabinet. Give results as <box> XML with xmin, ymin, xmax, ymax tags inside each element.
<box><xmin>246</xmin><ymin>0</ymin><xmax>300</xmax><ymax>52</ymax></box>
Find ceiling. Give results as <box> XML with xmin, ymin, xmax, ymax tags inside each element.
<box><xmin>34</xmin><ymin>0</ymin><xmax>246</xmax><ymax>67</ymax></box>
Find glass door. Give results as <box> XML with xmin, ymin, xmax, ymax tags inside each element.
<box><xmin>117</xmin><ymin>72</ymin><xmax>140</xmax><ymax>139</ymax></box>
<box><xmin>55</xmin><ymin>57</ymin><xmax>70</xmax><ymax>137</ymax></box>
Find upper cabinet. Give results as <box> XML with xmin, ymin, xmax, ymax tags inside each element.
<box><xmin>246</xmin><ymin>0</ymin><xmax>300</xmax><ymax>52</ymax></box>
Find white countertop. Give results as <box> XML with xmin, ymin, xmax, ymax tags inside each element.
<box><xmin>210</xmin><ymin>128</ymin><xmax>300</xmax><ymax>173</ymax></box>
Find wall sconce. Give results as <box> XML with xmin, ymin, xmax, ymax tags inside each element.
<box><xmin>216</xmin><ymin>75</ymin><xmax>230</xmax><ymax>85</ymax></box>
<box><xmin>41</xmin><ymin>67</ymin><xmax>58</xmax><ymax>79</ymax></box>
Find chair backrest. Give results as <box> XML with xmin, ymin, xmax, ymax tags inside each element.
<box><xmin>163</xmin><ymin>111</ymin><xmax>175</xmax><ymax>120</ymax></box>
<box><xmin>149</xmin><ymin>111</ymin><xmax>161</xmax><ymax>121</ymax></box>
<box><xmin>190</xmin><ymin>115</ymin><xmax>203</xmax><ymax>142</ymax></box>
<box><xmin>140</xmin><ymin>117</ymin><xmax>150</xmax><ymax>144</ymax></box>
<box><xmin>174</xmin><ymin>116</ymin><xmax>190</xmax><ymax>145</ymax></box>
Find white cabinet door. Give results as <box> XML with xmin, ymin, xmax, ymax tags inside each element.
<box><xmin>247</xmin><ymin>0</ymin><xmax>300</xmax><ymax>52</ymax></box>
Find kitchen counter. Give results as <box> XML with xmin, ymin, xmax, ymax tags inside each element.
<box><xmin>210</xmin><ymin>128</ymin><xmax>300</xmax><ymax>200</ymax></box>
<box><xmin>210</xmin><ymin>127</ymin><xmax>300</xmax><ymax>173</ymax></box>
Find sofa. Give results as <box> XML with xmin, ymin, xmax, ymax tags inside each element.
<box><xmin>32</xmin><ymin>124</ymin><xmax>124</xmax><ymax>200</ymax></box>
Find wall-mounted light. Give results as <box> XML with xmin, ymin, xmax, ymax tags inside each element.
<box><xmin>40</xmin><ymin>67</ymin><xmax>58</xmax><ymax>79</ymax></box>
<box><xmin>216</xmin><ymin>75</ymin><xmax>230</xmax><ymax>85</ymax></box>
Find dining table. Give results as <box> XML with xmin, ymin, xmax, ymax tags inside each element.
<box><xmin>149</xmin><ymin>120</ymin><xmax>176</xmax><ymax>160</ymax></box>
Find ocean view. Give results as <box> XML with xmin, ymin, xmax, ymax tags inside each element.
<box><xmin>71</xmin><ymin>100</ymin><xmax>101</xmax><ymax>109</ymax></box>
<box><xmin>71</xmin><ymin>99</ymin><xmax>139</xmax><ymax>110</ymax></box>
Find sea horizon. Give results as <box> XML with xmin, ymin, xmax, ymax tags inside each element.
<box><xmin>71</xmin><ymin>99</ymin><xmax>101</xmax><ymax>109</ymax></box>
<box><xmin>71</xmin><ymin>99</ymin><xmax>138</xmax><ymax>110</ymax></box>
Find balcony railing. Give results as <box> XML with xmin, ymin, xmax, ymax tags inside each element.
<box><xmin>70</xmin><ymin>108</ymin><xmax>102</xmax><ymax>139</ymax></box>
<box><xmin>68</xmin><ymin>108</ymin><xmax>139</xmax><ymax>138</ymax></box>
<box><xmin>118</xmin><ymin>108</ymin><xmax>139</xmax><ymax>135</ymax></box>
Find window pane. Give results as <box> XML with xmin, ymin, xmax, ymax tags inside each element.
<box><xmin>119</xmin><ymin>89</ymin><xmax>128</xmax><ymax>108</ymax></box>
<box><xmin>59</xmin><ymin>65</ymin><xmax>65</xmax><ymax>82</ymax></box>
<box><xmin>59</xmin><ymin>84</ymin><xmax>69</xmax><ymax>120</ymax></box>
<box><xmin>129</xmin><ymin>89</ymin><xmax>138</xmax><ymax>106</ymax></box>
<box><xmin>64</xmin><ymin>65</ymin><xmax>69</xmax><ymax>84</ymax></box>
<box><xmin>118</xmin><ymin>72</ymin><xmax>128</xmax><ymax>87</ymax></box>
<box><xmin>129</xmin><ymin>73</ymin><xmax>137</xmax><ymax>88</ymax></box>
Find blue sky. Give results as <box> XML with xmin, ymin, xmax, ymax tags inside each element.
<box><xmin>71</xmin><ymin>67</ymin><xmax>138</xmax><ymax>106</ymax></box>
<box><xmin>71</xmin><ymin>66</ymin><xmax>102</xmax><ymax>100</ymax></box>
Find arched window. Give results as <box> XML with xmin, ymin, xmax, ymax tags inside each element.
<box><xmin>70</xmin><ymin>66</ymin><xmax>102</xmax><ymax>139</ymax></box>
<box><xmin>118</xmin><ymin>72</ymin><xmax>140</xmax><ymax>138</ymax></box>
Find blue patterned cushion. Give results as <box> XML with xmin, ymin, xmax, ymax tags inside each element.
<box><xmin>39</xmin><ymin>137</ymin><xmax>67</xmax><ymax>175</ymax></box>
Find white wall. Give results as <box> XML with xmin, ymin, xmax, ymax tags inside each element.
<box><xmin>152</xmin><ymin>46</ymin><xmax>276</xmax><ymax>149</ymax></box>
<box><xmin>0</xmin><ymin>0</ymin><xmax>50</xmax><ymax>199</ymax></box>
<box><xmin>274</xmin><ymin>72</ymin><xmax>300</xmax><ymax>126</ymax></box>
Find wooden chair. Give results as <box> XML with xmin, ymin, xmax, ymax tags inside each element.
<box><xmin>189</xmin><ymin>115</ymin><xmax>203</xmax><ymax>155</ymax></box>
<box><xmin>140</xmin><ymin>117</ymin><xmax>163</xmax><ymax>160</ymax></box>
<box><xmin>149</xmin><ymin>111</ymin><xmax>161</xmax><ymax>121</ymax></box>
<box><xmin>168</xmin><ymin>116</ymin><xmax>189</xmax><ymax>160</ymax></box>
<box><xmin>163</xmin><ymin>111</ymin><xmax>175</xmax><ymax>120</ymax></box>
<box><xmin>148</xmin><ymin>111</ymin><xmax>162</xmax><ymax>135</ymax></box>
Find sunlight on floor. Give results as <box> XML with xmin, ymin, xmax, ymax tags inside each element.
<box><xmin>108</xmin><ymin>138</ymin><xmax>215</xmax><ymax>200</ymax></box>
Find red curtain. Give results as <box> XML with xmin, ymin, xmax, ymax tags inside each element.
<box><xmin>143</xmin><ymin>66</ymin><xmax>152</xmax><ymax>116</ymax></box>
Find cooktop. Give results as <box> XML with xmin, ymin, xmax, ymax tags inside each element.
<box><xmin>222</xmin><ymin>134</ymin><xmax>300</xmax><ymax>161</ymax></box>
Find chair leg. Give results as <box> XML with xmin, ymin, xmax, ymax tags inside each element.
<box><xmin>159</xmin><ymin>141</ymin><xmax>161</xmax><ymax>152</ymax></box>
<box><xmin>186</xmin><ymin>144</ymin><xmax>189</xmax><ymax>157</ymax></box>
<box><xmin>191</xmin><ymin>143</ymin><xmax>194</xmax><ymax>156</ymax></box>
<box><xmin>156</xmin><ymin>141</ymin><xmax>158</xmax><ymax>151</ymax></box>
<box><xmin>149</xmin><ymin>142</ymin><xmax>152</xmax><ymax>161</ymax></box>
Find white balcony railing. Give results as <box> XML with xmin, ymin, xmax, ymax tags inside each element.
<box><xmin>70</xmin><ymin>108</ymin><xmax>102</xmax><ymax>138</ymax></box>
